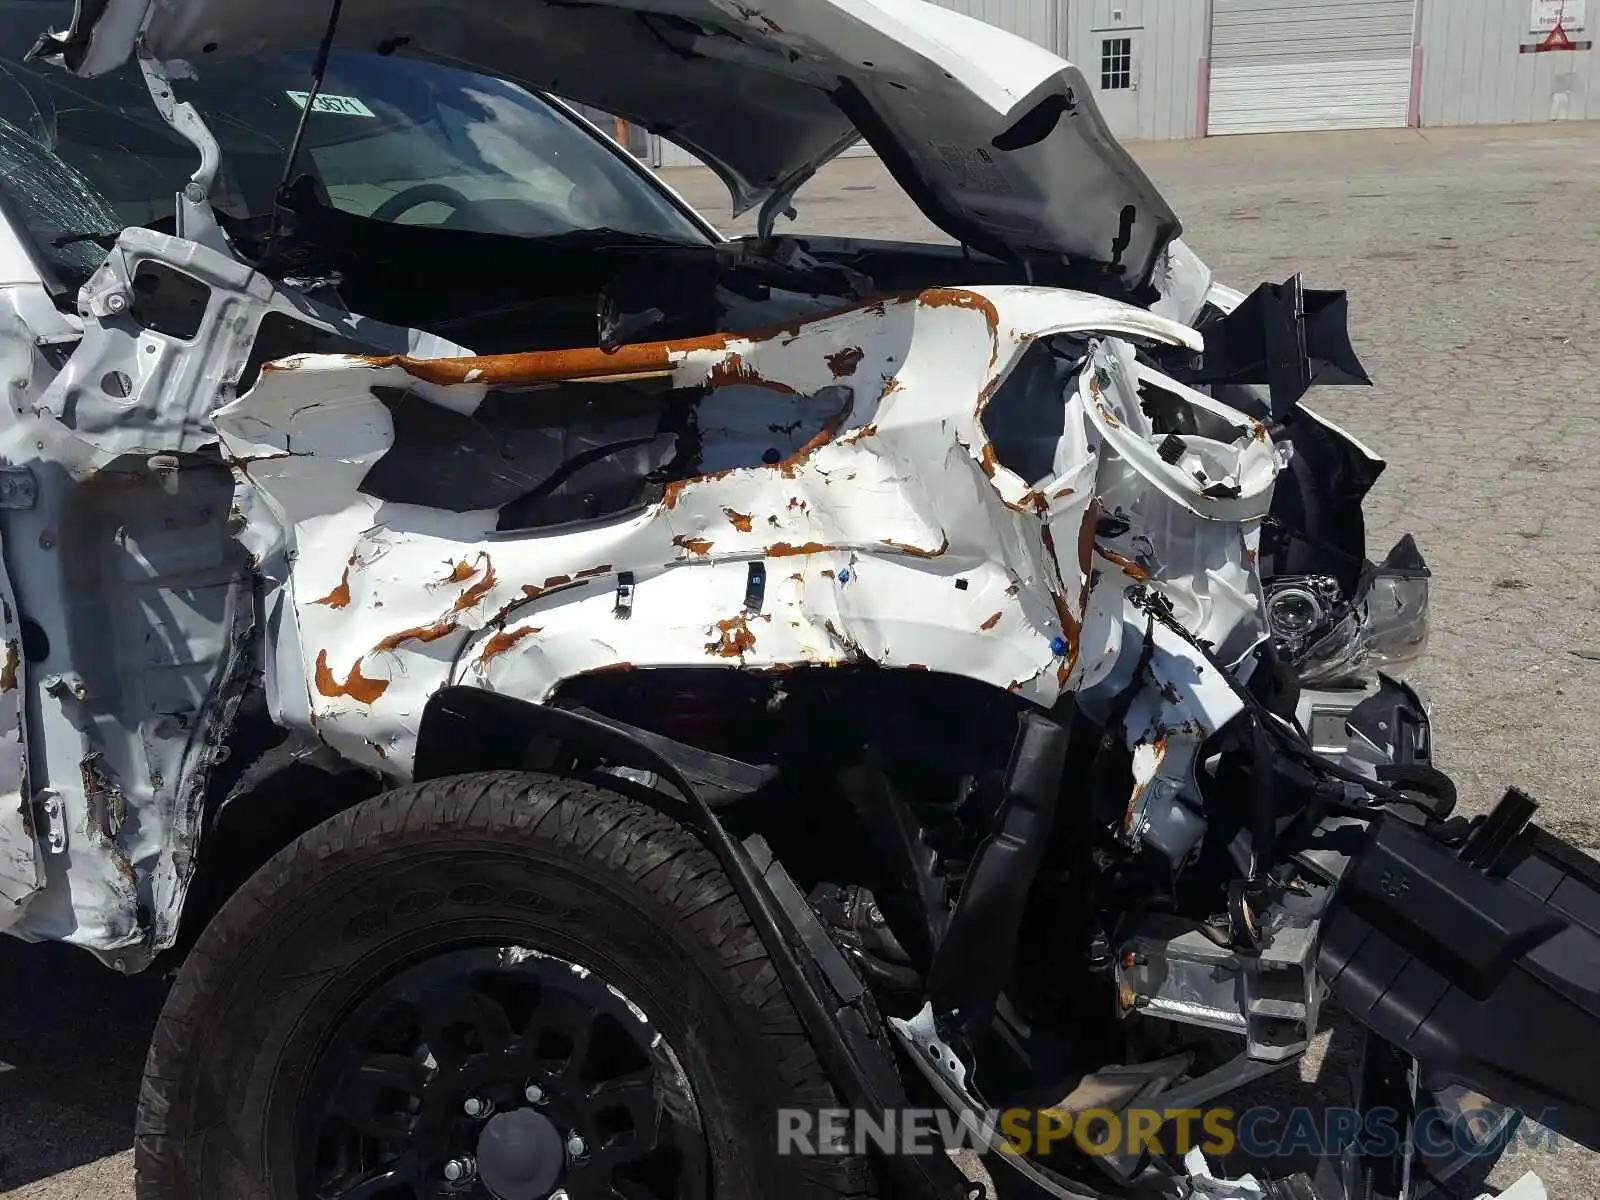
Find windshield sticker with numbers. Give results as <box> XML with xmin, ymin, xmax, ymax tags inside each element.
<box><xmin>286</xmin><ymin>91</ymin><xmax>377</xmax><ymax>117</ymax></box>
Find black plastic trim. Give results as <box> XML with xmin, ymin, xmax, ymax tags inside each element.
<box><xmin>1321</xmin><ymin>807</ymin><xmax>1600</xmax><ymax>1151</ymax></box>
<box><xmin>926</xmin><ymin>709</ymin><xmax>1069</xmax><ymax>1014</ymax></box>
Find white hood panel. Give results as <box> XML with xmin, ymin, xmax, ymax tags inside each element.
<box><xmin>42</xmin><ymin>0</ymin><xmax>1181</xmax><ymax>287</ymax></box>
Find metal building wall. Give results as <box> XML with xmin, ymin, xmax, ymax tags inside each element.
<box><xmin>933</xmin><ymin>0</ymin><xmax>1062</xmax><ymax>49</ymax></box>
<box><xmin>1065</xmin><ymin>0</ymin><xmax>1210</xmax><ymax>141</ymax></box>
<box><xmin>1420</xmin><ymin>0</ymin><xmax>1598</xmax><ymax>124</ymax></box>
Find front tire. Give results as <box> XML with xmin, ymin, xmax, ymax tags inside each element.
<box><xmin>135</xmin><ymin>771</ymin><xmax>876</xmax><ymax>1200</ymax></box>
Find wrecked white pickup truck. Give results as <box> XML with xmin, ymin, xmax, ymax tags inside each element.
<box><xmin>0</xmin><ymin>1</ymin><xmax>1593</xmax><ymax>1198</ymax></box>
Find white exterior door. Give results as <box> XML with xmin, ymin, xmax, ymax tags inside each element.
<box><xmin>1089</xmin><ymin>27</ymin><xmax>1144</xmax><ymax>139</ymax></box>
<box><xmin>1208</xmin><ymin>0</ymin><xmax>1417</xmax><ymax>135</ymax></box>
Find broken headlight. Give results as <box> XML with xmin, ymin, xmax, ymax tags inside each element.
<box><xmin>1269</xmin><ymin>535</ymin><xmax>1430</xmax><ymax>686</ymax></box>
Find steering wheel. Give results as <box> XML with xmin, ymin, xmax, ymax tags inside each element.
<box><xmin>370</xmin><ymin>183</ymin><xmax>474</xmax><ymax>224</ymax></box>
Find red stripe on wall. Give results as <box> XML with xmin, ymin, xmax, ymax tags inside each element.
<box><xmin>1408</xmin><ymin>45</ymin><xmax>1424</xmax><ymax>128</ymax></box>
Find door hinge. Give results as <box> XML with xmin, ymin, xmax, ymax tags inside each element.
<box><xmin>37</xmin><ymin>789</ymin><xmax>67</xmax><ymax>854</ymax></box>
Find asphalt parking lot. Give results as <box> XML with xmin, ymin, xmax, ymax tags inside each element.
<box><xmin>3</xmin><ymin>119</ymin><xmax>1598</xmax><ymax>1197</ymax></box>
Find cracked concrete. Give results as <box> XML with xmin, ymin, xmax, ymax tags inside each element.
<box><xmin>3</xmin><ymin>120</ymin><xmax>1598</xmax><ymax>1198</ymax></box>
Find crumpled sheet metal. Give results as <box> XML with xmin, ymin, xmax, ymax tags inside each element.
<box><xmin>1070</xmin><ymin>335</ymin><xmax>1280</xmax><ymax>863</ymax></box>
<box><xmin>216</xmin><ymin>285</ymin><xmax>1209</xmax><ymax>774</ymax></box>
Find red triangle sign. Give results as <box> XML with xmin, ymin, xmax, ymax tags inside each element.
<box><xmin>1540</xmin><ymin>20</ymin><xmax>1576</xmax><ymax>49</ymax></box>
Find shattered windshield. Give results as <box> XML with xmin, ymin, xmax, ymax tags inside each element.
<box><xmin>1</xmin><ymin>1</ymin><xmax>710</xmax><ymax>286</ymax></box>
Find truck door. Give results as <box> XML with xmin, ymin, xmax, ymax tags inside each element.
<box><xmin>0</xmin><ymin>535</ymin><xmax>38</xmax><ymax>925</ymax></box>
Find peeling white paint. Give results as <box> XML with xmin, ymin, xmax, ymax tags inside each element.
<box><xmin>214</xmin><ymin>284</ymin><xmax>1270</xmax><ymax>870</ymax></box>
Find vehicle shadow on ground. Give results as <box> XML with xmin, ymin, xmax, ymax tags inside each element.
<box><xmin>0</xmin><ymin>939</ymin><xmax>168</xmax><ymax>1191</ymax></box>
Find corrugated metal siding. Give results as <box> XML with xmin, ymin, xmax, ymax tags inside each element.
<box><xmin>1068</xmin><ymin>0</ymin><xmax>1209</xmax><ymax>140</ymax></box>
<box><xmin>1134</xmin><ymin>0</ymin><xmax>1209</xmax><ymax>140</ymax></box>
<box><xmin>934</xmin><ymin>0</ymin><xmax>1059</xmax><ymax>49</ymax></box>
<box><xmin>1211</xmin><ymin>59</ymin><xmax>1415</xmax><ymax>131</ymax></box>
<box><xmin>1212</xmin><ymin>0</ymin><xmax>1416</xmax><ymax>63</ymax></box>
<box><xmin>1421</xmin><ymin>0</ymin><xmax>1599</xmax><ymax>125</ymax></box>
<box><xmin>1209</xmin><ymin>0</ymin><xmax>1416</xmax><ymax>133</ymax></box>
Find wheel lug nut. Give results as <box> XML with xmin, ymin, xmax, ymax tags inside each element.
<box><xmin>444</xmin><ymin>1155</ymin><xmax>476</xmax><ymax>1183</ymax></box>
<box><xmin>524</xmin><ymin>1083</ymin><xmax>546</xmax><ymax>1104</ymax></box>
<box><xmin>566</xmin><ymin>1131</ymin><xmax>588</xmax><ymax>1159</ymax></box>
<box><xmin>463</xmin><ymin>1096</ymin><xmax>492</xmax><ymax>1118</ymax></box>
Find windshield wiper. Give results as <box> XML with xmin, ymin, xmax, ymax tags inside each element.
<box><xmin>48</xmin><ymin>229</ymin><xmax>123</xmax><ymax>249</ymax></box>
<box><xmin>534</xmin><ymin>227</ymin><xmax>709</xmax><ymax>251</ymax></box>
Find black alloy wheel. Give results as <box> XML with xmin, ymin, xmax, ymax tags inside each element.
<box><xmin>301</xmin><ymin>945</ymin><xmax>705</xmax><ymax>1199</ymax></box>
<box><xmin>134</xmin><ymin>771</ymin><xmax>878</xmax><ymax>1200</ymax></box>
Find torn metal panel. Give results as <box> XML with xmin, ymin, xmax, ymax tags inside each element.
<box><xmin>0</xmin><ymin>285</ymin><xmax>69</xmax><ymax>929</ymax></box>
<box><xmin>0</xmin><ymin>532</ymin><xmax>36</xmax><ymax>923</ymax></box>
<box><xmin>215</xmin><ymin>285</ymin><xmax>1219</xmax><ymax>777</ymax></box>
<box><xmin>52</xmin><ymin>226</ymin><xmax>469</xmax><ymax>467</ymax></box>
<box><xmin>0</xmin><ymin>220</ymin><xmax>468</xmax><ymax>958</ymax></box>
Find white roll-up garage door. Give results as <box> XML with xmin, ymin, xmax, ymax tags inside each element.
<box><xmin>1208</xmin><ymin>0</ymin><xmax>1416</xmax><ymax>135</ymax></box>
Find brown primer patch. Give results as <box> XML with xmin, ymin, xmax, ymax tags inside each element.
<box><xmin>705</xmin><ymin>615</ymin><xmax>757</xmax><ymax>658</ymax></box>
<box><xmin>917</xmin><ymin>287</ymin><xmax>1001</xmax><ymax>333</ymax></box>
<box><xmin>706</xmin><ymin>352</ymin><xmax>799</xmax><ymax>396</ymax></box>
<box><xmin>0</xmin><ymin>641</ymin><xmax>17</xmax><ymax>692</ymax></box>
<box><xmin>880</xmin><ymin>535</ymin><xmax>949</xmax><ymax>559</ymax></box>
<box><xmin>1077</xmin><ymin>500</ymin><xmax>1102</xmax><ymax>578</ymax></box>
<box><xmin>1094</xmin><ymin>544</ymin><xmax>1149</xmax><ymax>582</ymax></box>
<box><xmin>825</xmin><ymin>346</ymin><xmax>865</xmax><ymax>377</ymax></box>
<box><xmin>673</xmin><ymin>534</ymin><xmax>713</xmax><ymax>557</ymax></box>
<box><xmin>522</xmin><ymin>575</ymin><xmax>590</xmax><ymax>601</ymax></box>
<box><xmin>723</xmin><ymin>508</ymin><xmax>754</xmax><ymax>532</ymax></box>
<box><xmin>478</xmin><ymin>625</ymin><xmax>541</xmax><ymax>665</ymax></box>
<box><xmin>980</xmin><ymin>612</ymin><xmax>1003</xmax><ymax>631</ymax></box>
<box><xmin>312</xmin><ymin>560</ymin><xmax>354</xmax><ymax>608</ymax></box>
<box><xmin>766</xmin><ymin>541</ymin><xmax>834</xmax><ymax>557</ymax></box>
<box><xmin>314</xmin><ymin>650</ymin><xmax>389</xmax><ymax>704</ymax></box>
<box><xmin>451</xmin><ymin>559</ymin><xmax>498</xmax><ymax>613</ymax></box>
<box><xmin>578</xmin><ymin>661</ymin><xmax>636</xmax><ymax>676</ymax></box>
<box><xmin>373</xmin><ymin>620</ymin><xmax>458</xmax><ymax>653</ymax></box>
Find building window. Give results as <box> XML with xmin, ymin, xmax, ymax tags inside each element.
<box><xmin>1100</xmin><ymin>37</ymin><xmax>1133</xmax><ymax>90</ymax></box>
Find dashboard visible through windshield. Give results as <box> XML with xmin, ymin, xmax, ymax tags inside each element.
<box><xmin>0</xmin><ymin>1</ymin><xmax>711</xmax><ymax>286</ymax></box>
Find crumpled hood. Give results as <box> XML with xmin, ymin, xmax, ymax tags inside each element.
<box><xmin>37</xmin><ymin>0</ymin><xmax>1181</xmax><ymax>288</ymax></box>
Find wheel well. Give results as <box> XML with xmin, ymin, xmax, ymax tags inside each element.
<box><xmin>166</xmin><ymin>746</ymin><xmax>384</xmax><ymax>964</ymax></box>
<box><xmin>166</xmin><ymin>667</ymin><xmax>1027</xmax><ymax>964</ymax></box>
